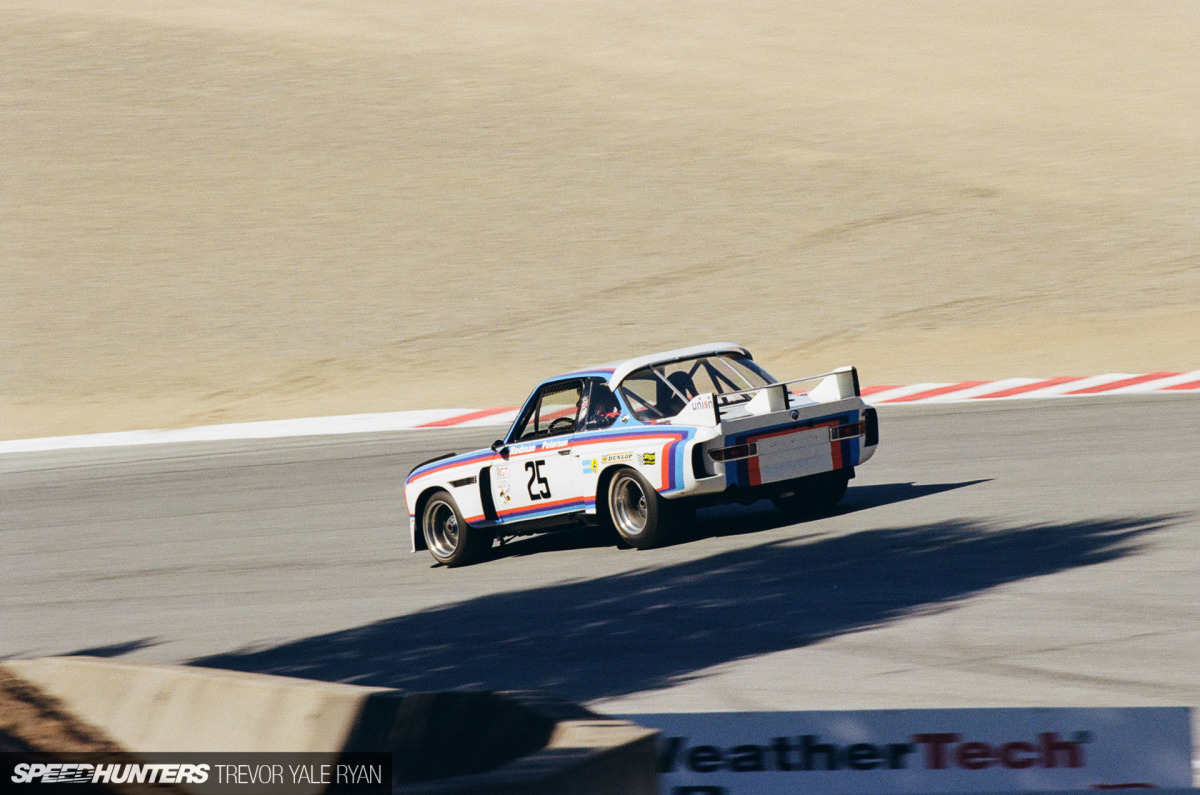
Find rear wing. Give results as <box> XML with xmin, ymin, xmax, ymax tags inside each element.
<box><xmin>673</xmin><ymin>367</ymin><xmax>861</xmax><ymax>426</ymax></box>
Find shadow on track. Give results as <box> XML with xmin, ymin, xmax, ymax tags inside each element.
<box><xmin>64</xmin><ymin>638</ymin><xmax>160</xmax><ymax>658</ymax></box>
<box><xmin>190</xmin><ymin>513</ymin><xmax>1174</xmax><ymax>702</ymax></box>
<box><xmin>491</xmin><ymin>479</ymin><xmax>993</xmax><ymax>555</ymax></box>
<box><xmin>841</xmin><ymin>480</ymin><xmax>991</xmax><ymax>513</ymax></box>
<box><xmin>675</xmin><ymin>479</ymin><xmax>993</xmax><ymax>544</ymax></box>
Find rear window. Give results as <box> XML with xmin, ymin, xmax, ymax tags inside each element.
<box><xmin>617</xmin><ymin>354</ymin><xmax>774</xmax><ymax>421</ymax></box>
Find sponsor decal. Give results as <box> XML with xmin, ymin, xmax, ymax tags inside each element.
<box><xmin>656</xmin><ymin>732</ymin><xmax>1089</xmax><ymax>775</ymax></box>
<box><xmin>510</xmin><ymin>444</ymin><xmax>536</xmax><ymax>455</ymax></box>
<box><xmin>498</xmin><ymin>486</ymin><xmax>511</xmax><ymax>504</ymax></box>
<box><xmin>602</xmin><ymin>452</ymin><xmax>634</xmax><ymax>464</ymax></box>
<box><xmin>622</xmin><ymin>708</ymin><xmax>1193</xmax><ymax>795</ymax></box>
<box><xmin>541</xmin><ymin>439</ymin><xmax>569</xmax><ymax>451</ymax></box>
<box><xmin>497</xmin><ymin>466</ymin><xmax>509</xmax><ymax>479</ymax></box>
<box><xmin>642</xmin><ymin>452</ymin><xmax>657</xmax><ymax>466</ymax></box>
<box><xmin>583</xmin><ymin>458</ymin><xmax>599</xmax><ymax>474</ymax></box>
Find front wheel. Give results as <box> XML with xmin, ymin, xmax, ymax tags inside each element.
<box><xmin>607</xmin><ymin>469</ymin><xmax>670</xmax><ymax>549</ymax></box>
<box><xmin>422</xmin><ymin>490</ymin><xmax>491</xmax><ymax>566</ymax></box>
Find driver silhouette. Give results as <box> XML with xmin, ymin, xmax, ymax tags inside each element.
<box><xmin>585</xmin><ymin>385</ymin><xmax>622</xmax><ymax>430</ymax></box>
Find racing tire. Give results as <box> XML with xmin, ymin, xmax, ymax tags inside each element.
<box><xmin>773</xmin><ymin>470</ymin><xmax>850</xmax><ymax>520</ymax></box>
<box><xmin>607</xmin><ymin>468</ymin><xmax>670</xmax><ymax>549</ymax></box>
<box><xmin>421</xmin><ymin>490</ymin><xmax>492</xmax><ymax>567</ymax></box>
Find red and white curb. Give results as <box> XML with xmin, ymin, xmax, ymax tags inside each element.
<box><xmin>1</xmin><ymin>371</ymin><xmax>1196</xmax><ymax>455</ymax></box>
<box><xmin>863</xmin><ymin>370</ymin><xmax>1200</xmax><ymax>404</ymax></box>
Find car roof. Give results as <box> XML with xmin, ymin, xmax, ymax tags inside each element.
<box><xmin>553</xmin><ymin>342</ymin><xmax>752</xmax><ymax>388</ymax></box>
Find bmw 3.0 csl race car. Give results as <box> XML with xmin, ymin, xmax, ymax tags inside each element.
<box><xmin>404</xmin><ymin>343</ymin><xmax>878</xmax><ymax>566</ymax></box>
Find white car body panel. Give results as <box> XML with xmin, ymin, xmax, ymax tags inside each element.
<box><xmin>404</xmin><ymin>344</ymin><xmax>878</xmax><ymax>553</ymax></box>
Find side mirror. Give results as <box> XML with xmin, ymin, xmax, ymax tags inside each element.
<box><xmin>490</xmin><ymin>439</ymin><xmax>506</xmax><ymax>453</ymax></box>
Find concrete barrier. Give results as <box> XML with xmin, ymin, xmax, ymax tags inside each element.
<box><xmin>0</xmin><ymin>657</ymin><xmax>658</xmax><ymax>794</ymax></box>
<box><xmin>4</xmin><ymin>657</ymin><xmax>394</xmax><ymax>754</ymax></box>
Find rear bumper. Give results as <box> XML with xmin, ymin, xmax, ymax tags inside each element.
<box><xmin>710</xmin><ymin>403</ymin><xmax>874</xmax><ymax>490</ymax></box>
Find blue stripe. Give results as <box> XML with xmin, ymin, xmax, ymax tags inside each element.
<box><xmin>495</xmin><ymin>497</ymin><xmax>591</xmax><ymax>523</ymax></box>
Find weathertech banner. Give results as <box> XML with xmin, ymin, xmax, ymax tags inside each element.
<box><xmin>622</xmin><ymin>707</ymin><xmax>1193</xmax><ymax>795</ymax></box>
<box><xmin>0</xmin><ymin>753</ymin><xmax>390</xmax><ymax>794</ymax></box>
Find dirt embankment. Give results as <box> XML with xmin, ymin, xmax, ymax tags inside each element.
<box><xmin>3</xmin><ymin>1</ymin><xmax>1197</xmax><ymax>440</ymax></box>
<box><xmin>0</xmin><ymin>666</ymin><xmax>122</xmax><ymax>754</ymax></box>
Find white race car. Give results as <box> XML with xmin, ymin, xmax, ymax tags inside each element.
<box><xmin>404</xmin><ymin>343</ymin><xmax>878</xmax><ymax>566</ymax></box>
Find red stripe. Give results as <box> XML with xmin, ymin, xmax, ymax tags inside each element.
<box><xmin>747</xmin><ymin>453</ymin><xmax>762</xmax><ymax>486</ymax></box>
<box><xmin>573</xmin><ymin>432</ymin><xmax>686</xmax><ymax>451</ymax></box>
<box><xmin>860</xmin><ymin>384</ymin><xmax>900</xmax><ymax>396</ymax></box>
<box><xmin>1065</xmin><ymin>372</ymin><xmax>1180</xmax><ymax>395</ymax></box>
<box><xmin>1164</xmin><ymin>378</ymin><xmax>1200</xmax><ymax>391</ymax></box>
<box><xmin>971</xmin><ymin>376</ymin><xmax>1086</xmax><ymax>399</ymax></box>
<box><xmin>884</xmin><ymin>381</ymin><xmax>988</xmax><ymax>403</ymax></box>
<box><xmin>747</xmin><ymin>421</ymin><xmax>835</xmax><ymax>443</ymax></box>
<box><xmin>416</xmin><ymin>406</ymin><xmax>517</xmax><ymax>428</ymax></box>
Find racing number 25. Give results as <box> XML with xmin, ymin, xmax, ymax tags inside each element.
<box><xmin>526</xmin><ymin>460</ymin><xmax>551</xmax><ymax>500</ymax></box>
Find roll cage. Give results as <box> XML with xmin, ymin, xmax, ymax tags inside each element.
<box><xmin>615</xmin><ymin>352</ymin><xmax>777</xmax><ymax>422</ymax></box>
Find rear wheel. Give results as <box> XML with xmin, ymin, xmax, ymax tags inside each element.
<box><xmin>607</xmin><ymin>469</ymin><xmax>670</xmax><ymax>549</ymax></box>
<box><xmin>422</xmin><ymin>490</ymin><xmax>492</xmax><ymax>566</ymax></box>
<box><xmin>773</xmin><ymin>470</ymin><xmax>850</xmax><ymax>519</ymax></box>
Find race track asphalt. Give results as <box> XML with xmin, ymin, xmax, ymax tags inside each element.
<box><xmin>2</xmin><ymin>397</ymin><xmax>1198</xmax><ymax>737</ymax></box>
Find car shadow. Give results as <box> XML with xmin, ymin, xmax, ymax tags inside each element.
<box><xmin>676</xmin><ymin>479</ymin><xmax>992</xmax><ymax>543</ymax></box>
<box><xmin>490</xmin><ymin>526</ymin><xmax>614</xmax><ymax>559</ymax></box>
<box><xmin>492</xmin><ymin>479</ymin><xmax>991</xmax><ymax>555</ymax></box>
<box><xmin>843</xmin><ymin>479</ymin><xmax>992</xmax><ymax>512</ymax></box>
<box><xmin>191</xmin><ymin>513</ymin><xmax>1175</xmax><ymax>704</ymax></box>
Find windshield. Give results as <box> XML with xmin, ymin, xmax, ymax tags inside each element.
<box><xmin>616</xmin><ymin>353</ymin><xmax>775</xmax><ymax>421</ymax></box>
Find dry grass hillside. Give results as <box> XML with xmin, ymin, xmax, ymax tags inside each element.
<box><xmin>3</xmin><ymin>1</ymin><xmax>1197</xmax><ymax>439</ymax></box>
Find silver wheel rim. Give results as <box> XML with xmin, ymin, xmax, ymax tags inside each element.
<box><xmin>425</xmin><ymin>499</ymin><xmax>460</xmax><ymax>558</ymax></box>
<box><xmin>610</xmin><ymin>474</ymin><xmax>648</xmax><ymax>537</ymax></box>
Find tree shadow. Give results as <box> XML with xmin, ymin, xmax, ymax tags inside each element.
<box><xmin>191</xmin><ymin>514</ymin><xmax>1174</xmax><ymax>702</ymax></box>
<box><xmin>64</xmin><ymin>638</ymin><xmax>160</xmax><ymax>658</ymax></box>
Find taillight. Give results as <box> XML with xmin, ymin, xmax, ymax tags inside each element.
<box><xmin>830</xmin><ymin>420</ymin><xmax>866</xmax><ymax>441</ymax></box>
<box><xmin>709</xmin><ymin>442</ymin><xmax>758</xmax><ymax>462</ymax></box>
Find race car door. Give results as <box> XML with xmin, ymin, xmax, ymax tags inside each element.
<box><xmin>491</xmin><ymin>379</ymin><xmax>586</xmax><ymax>522</ymax></box>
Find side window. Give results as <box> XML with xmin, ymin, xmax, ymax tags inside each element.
<box><xmin>617</xmin><ymin>374</ymin><xmax>660</xmax><ymax>420</ymax></box>
<box><xmin>582</xmin><ymin>381</ymin><xmax>622</xmax><ymax>431</ymax></box>
<box><xmin>513</xmin><ymin>381</ymin><xmax>583</xmax><ymax>441</ymax></box>
<box><xmin>618</xmin><ymin>368</ymin><xmax>697</xmax><ymax>420</ymax></box>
